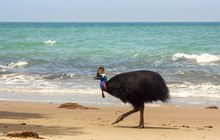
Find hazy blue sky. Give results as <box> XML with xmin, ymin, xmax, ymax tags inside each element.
<box><xmin>0</xmin><ymin>0</ymin><xmax>220</xmax><ymax>22</ymax></box>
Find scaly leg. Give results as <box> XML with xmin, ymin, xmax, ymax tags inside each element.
<box><xmin>138</xmin><ymin>106</ymin><xmax>145</xmax><ymax>128</ymax></box>
<box><xmin>112</xmin><ymin>107</ymin><xmax>139</xmax><ymax>125</ymax></box>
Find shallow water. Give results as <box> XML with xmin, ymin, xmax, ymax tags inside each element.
<box><xmin>0</xmin><ymin>22</ymin><xmax>220</xmax><ymax>105</ymax></box>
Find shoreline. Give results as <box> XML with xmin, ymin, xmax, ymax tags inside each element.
<box><xmin>0</xmin><ymin>100</ymin><xmax>220</xmax><ymax>140</ymax></box>
<box><xmin>1</xmin><ymin>94</ymin><xmax>220</xmax><ymax>107</ymax></box>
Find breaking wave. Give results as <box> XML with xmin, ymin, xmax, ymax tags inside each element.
<box><xmin>43</xmin><ymin>40</ymin><xmax>56</xmax><ymax>46</ymax></box>
<box><xmin>172</xmin><ymin>53</ymin><xmax>220</xmax><ymax>64</ymax></box>
<box><xmin>0</xmin><ymin>73</ymin><xmax>99</xmax><ymax>94</ymax></box>
<box><xmin>169</xmin><ymin>83</ymin><xmax>220</xmax><ymax>98</ymax></box>
<box><xmin>8</xmin><ymin>61</ymin><xmax>28</xmax><ymax>68</ymax></box>
<box><xmin>0</xmin><ymin>61</ymin><xmax>28</xmax><ymax>72</ymax></box>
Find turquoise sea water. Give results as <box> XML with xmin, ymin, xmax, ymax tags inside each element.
<box><xmin>0</xmin><ymin>22</ymin><xmax>220</xmax><ymax>105</ymax></box>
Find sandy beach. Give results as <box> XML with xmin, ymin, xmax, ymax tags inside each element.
<box><xmin>0</xmin><ymin>101</ymin><xmax>219</xmax><ymax>140</ymax></box>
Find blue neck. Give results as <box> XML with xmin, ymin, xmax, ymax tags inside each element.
<box><xmin>100</xmin><ymin>79</ymin><xmax>107</xmax><ymax>91</ymax></box>
<box><xmin>100</xmin><ymin>81</ymin><xmax>106</xmax><ymax>91</ymax></box>
<box><xmin>99</xmin><ymin>74</ymin><xmax>107</xmax><ymax>91</ymax></box>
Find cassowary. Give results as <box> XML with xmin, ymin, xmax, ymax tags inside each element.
<box><xmin>94</xmin><ymin>66</ymin><xmax>169</xmax><ymax>128</ymax></box>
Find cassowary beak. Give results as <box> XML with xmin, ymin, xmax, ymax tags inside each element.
<box><xmin>94</xmin><ymin>76</ymin><xmax>101</xmax><ymax>80</ymax></box>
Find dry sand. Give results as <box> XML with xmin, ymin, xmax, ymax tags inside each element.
<box><xmin>0</xmin><ymin>101</ymin><xmax>220</xmax><ymax>140</ymax></box>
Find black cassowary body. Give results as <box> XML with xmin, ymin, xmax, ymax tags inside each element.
<box><xmin>94</xmin><ymin>67</ymin><xmax>169</xmax><ymax>128</ymax></box>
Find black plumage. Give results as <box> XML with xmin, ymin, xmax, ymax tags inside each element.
<box><xmin>94</xmin><ymin>67</ymin><xmax>169</xmax><ymax>128</ymax></box>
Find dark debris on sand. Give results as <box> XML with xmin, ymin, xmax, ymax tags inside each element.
<box><xmin>205</xmin><ymin>106</ymin><xmax>218</xmax><ymax>109</ymax></box>
<box><xmin>6</xmin><ymin>131</ymin><xmax>43</xmax><ymax>139</ymax></box>
<box><xmin>59</xmin><ymin>102</ymin><xmax>98</xmax><ymax>110</ymax></box>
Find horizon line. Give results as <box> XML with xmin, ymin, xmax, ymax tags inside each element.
<box><xmin>1</xmin><ymin>21</ymin><xmax>220</xmax><ymax>23</ymax></box>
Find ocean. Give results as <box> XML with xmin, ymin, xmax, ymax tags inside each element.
<box><xmin>0</xmin><ymin>22</ymin><xmax>220</xmax><ymax>106</ymax></box>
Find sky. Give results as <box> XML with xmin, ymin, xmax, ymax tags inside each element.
<box><xmin>0</xmin><ymin>0</ymin><xmax>220</xmax><ymax>22</ymax></box>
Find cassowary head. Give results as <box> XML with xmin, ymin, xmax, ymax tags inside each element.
<box><xmin>94</xmin><ymin>66</ymin><xmax>106</xmax><ymax>80</ymax></box>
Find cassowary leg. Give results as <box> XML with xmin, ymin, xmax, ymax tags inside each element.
<box><xmin>138</xmin><ymin>105</ymin><xmax>145</xmax><ymax>128</ymax></box>
<box><xmin>111</xmin><ymin>107</ymin><xmax>139</xmax><ymax>125</ymax></box>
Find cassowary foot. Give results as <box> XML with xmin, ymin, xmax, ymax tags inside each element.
<box><xmin>137</xmin><ymin>123</ymin><xmax>144</xmax><ymax>128</ymax></box>
<box><xmin>111</xmin><ymin>115</ymin><xmax>124</xmax><ymax>125</ymax></box>
<box><xmin>132</xmin><ymin>123</ymin><xmax>144</xmax><ymax>128</ymax></box>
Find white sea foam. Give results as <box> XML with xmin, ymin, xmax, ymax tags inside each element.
<box><xmin>43</xmin><ymin>40</ymin><xmax>56</xmax><ymax>46</ymax></box>
<box><xmin>0</xmin><ymin>87</ymin><xmax>100</xmax><ymax>95</ymax></box>
<box><xmin>1</xmin><ymin>73</ymin><xmax>220</xmax><ymax>105</ymax></box>
<box><xmin>8</xmin><ymin>61</ymin><xmax>28</xmax><ymax>68</ymax></box>
<box><xmin>169</xmin><ymin>83</ymin><xmax>220</xmax><ymax>98</ymax></box>
<box><xmin>1</xmin><ymin>74</ymin><xmax>219</xmax><ymax>99</ymax></box>
<box><xmin>0</xmin><ymin>73</ymin><xmax>100</xmax><ymax>95</ymax></box>
<box><xmin>0</xmin><ymin>65</ymin><xmax>7</xmax><ymax>72</ymax></box>
<box><xmin>133</xmin><ymin>54</ymin><xmax>139</xmax><ymax>57</ymax></box>
<box><xmin>0</xmin><ymin>73</ymin><xmax>43</xmax><ymax>88</ymax></box>
<box><xmin>172</xmin><ymin>53</ymin><xmax>220</xmax><ymax>64</ymax></box>
<box><xmin>0</xmin><ymin>61</ymin><xmax>28</xmax><ymax>71</ymax></box>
